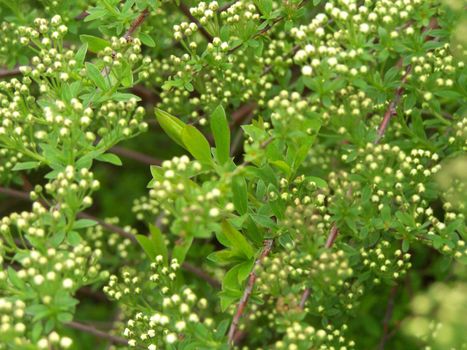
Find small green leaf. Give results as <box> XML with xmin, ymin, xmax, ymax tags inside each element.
<box><xmin>136</xmin><ymin>234</ymin><xmax>157</xmax><ymax>261</ymax></box>
<box><xmin>221</xmin><ymin>221</ymin><xmax>254</xmax><ymax>259</ymax></box>
<box><xmin>96</xmin><ymin>153</ymin><xmax>122</xmax><ymax>166</ymax></box>
<box><xmin>155</xmin><ymin>108</ymin><xmax>186</xmax><ymax>148</ymax></box>
<box><xmin>67</xmin><ymin>231</ymin><xmax>82</xmax><ymax>246</ymax></box>
<box><xmin>182</xmin><ymin>125</ymin><xmax>213</xmax><ymax>165</ymax></box>
<box><xmin>139</xmin><ymin>32</ymin><xmax>156</xmax><ymax>47</ymax></box>
<box><xmin>149</xmin><ymin>224</ymin><xmax>168</xmax><ymax>265</ymax></box>
<box><xmin>75</xmin><ymin>43</ymin><xmax>88</xmax><ymax>65</ymax></box>
<box><xmin>210</xmin><ymin>105</ymin><xmax>230</xmax><ymax>164</ymax></box>
<box><xmin>72</xmin><ymin>219</ymin><xmax>97</xmax><ymax>229</ymax></box>
<box><xmin>172</xmin><ymin>236</ymin><xmax>194</xmax><ymax>264</ymax></box>
<box><xmin>80</xmin><ymin>34</ymin><xmax>110</xmax><ymax>52</ymax></box>
<box><xmin>85</xmin><ymin>62</ymin><xmax>107</xmax><ymax>90</ymax></box>
<box><xmin>232</xmin><ymin>176</ymin><xmax>248</xmax><ymax>215</ymax></box>
<box><xmin>12</xmin><ymin>161</ymin><xmax>40</xmax><ymax>171</ymax></box>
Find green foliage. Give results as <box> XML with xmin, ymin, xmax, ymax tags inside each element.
<box><xmin>0</xmin><ymin>0</ymin><xmax>466</xmax><ymax>349</ymax></box>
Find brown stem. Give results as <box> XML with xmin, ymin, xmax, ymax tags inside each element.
<box><xmin>378</xmin><ymin>285</ymin><xmax>398</xmax><ymax>350</ymax></box>
<box><xmin>182</xmin><ymin>262</ymin><xmax>221</xmax><ymax>289</ymax></box>
<box><xmin>374</xmin><ymin>17</ymin><xmax>438</xmax><ymax>143</ymax></box>
<box><xmin>66</xmin><ymin>321</ymin><xmax>128</xmax><ymax>346</ymax></box>
<box><xmin>124</xmin><ymin>8</ymin><xmax>150</xmax><ymax>40</ymax></box>
<box><xmin>0</xmin><ymin>67</ymin><xmax>21</xmax><ymax>79</ymax></box>
<box><xmin>228</xmin><ymin>239</ymin><xmax>273</xmax><ymax>344</ymax></box>
<box><xmin>110</xmin><ymin>146</ymin><xmax>161</xmax><ymax>165</ymax></box>
<box><xmin>299</xmin><ymin>224</ymin><xmax>339</xmax><ymax>309</ymax></box>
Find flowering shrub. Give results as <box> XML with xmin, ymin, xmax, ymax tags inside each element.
<box><xmin>0</xmin><ymin>0</ymin><xmax>466</xmax><ymax>349</ymax></box>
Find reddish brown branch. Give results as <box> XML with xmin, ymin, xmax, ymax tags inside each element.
<box><xmin>110</xmin><ymin>146</ymin><xmax>161</xmax><ymax>165</ymax></box>
<box><xmin>66</xmin><ymin>321</ymin><xmax>128</xmax><ymax>346</ymax></box>
<box><xmin>124</xmin><ymin>8</ymin><xmax>150</xmax><ymax>40</ymax></box>
<box><xmin>228</xmin><ymin>239</ymin><xmax>273</xmax><ymax>344</ymax></box>
<box><xmin>182</xmin><ymin>262</ymin><xmax>221</xmax><ymax>289</ymax></box>
<box><xmin>374</xmin><ymin>17</ymin><xmax>439</xmax><ymax>143</ymax></box>
<box><xmin>378</xmin><ymin>285</ymin><xmax>399</xmax><ymax>350</ymax></box>
<box><xmin>0</xmin><ymin>67</ymin><xmax>21</xmax><ymax>79</ymax></box>
<box><xmin>299</xmin><ymin>224</ymin><xmax>339</xmax><ymax>309</ymax></box>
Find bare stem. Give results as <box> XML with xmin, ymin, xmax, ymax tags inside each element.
<box><xmin>228</xmin><ymin>239</ymin><xmax>273</xmax><ymax>344</ymax></box>
<box><xmin>66</xmin><ymin>321</ymin><xmax>128</xmax><ymax>346</ymax></box>
<box><xmin>110</xmin><ymin>146</ymin><xmax>161</xmax><ymax>165</ymax></box>
<box><xmin>0</xmin><ymin>67</ymin><xmax>21</xmax><ymax>79</ymax></box>
<box><xmin>378</xmin><ymin>285</ymin><xmax>399</xmax><ymax>350</ymax></box>
<box><xmin>299</xmin><ymin>224</ymin><xmax>339</xmax><ymax>309</ymax></box>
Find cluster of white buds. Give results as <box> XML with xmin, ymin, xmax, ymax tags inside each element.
<box><xmin>361</xmin><ymin>241</ymin><xmax>412</xmax><ymax>282</ymax></box>
<box><xmin>220</xmin><ymin>2</ymin><xmax>259</xmax><ymax>24</ymax></box>
<box><xmin>173</xmin><ymin>22</ymin><xmax>199</xmax><ymax>41</ymax></box>
<box><xmin>190</xmin><ymin>1</ymin><xmax>218</xmax><ymax>25</ymax></box>
<box><xmin>274</xmin><ymin>322</ymin><xmax>355</xmax><ymax>350</ymax></box>
<box><xmin>18</xmin><ymin>16</ymin><xmax>67</xmax><ymax>46</ymax></box>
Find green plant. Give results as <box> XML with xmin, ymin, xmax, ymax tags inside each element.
<box><xmin>0</xmin><ymin>0</ymin><xmax>466</xmax><ymax>349</ymax></box>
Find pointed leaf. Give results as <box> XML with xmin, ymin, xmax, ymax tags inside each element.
<box><xmin>210</xmin><ymin>105</ymin><xmax>230</xmax><ymax>164</ymax></box>
<box><xmin>182</xmin><ymin>125</ymin><xmax>213</xmax><ymax>165</ymax></box>
<box><xmin>155</xmin><ymin>108</ymin><xmax>186</xmax><ymax>147</ymax></box>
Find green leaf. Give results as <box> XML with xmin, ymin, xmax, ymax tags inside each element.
<box><xmin>172</xmin><ymin>236</ymin><xmax>194</xmax><ymax>264</ymax></box>
<box><xmin>210</xmin><ymin>105</ymin><xmax>230</xmax><ymax>164</ymax></box>
<box><xmin>67</xmin><ymin>231</ymin><xmax>82</xmax><ymax>246</ymax></box>
<box><xmin>136</xmin><ymin>234</ymin><xmax>157</xmax><ymax>261</ymax></box>
<box><xmin>221</xmin><ymin>221</ymin><xmax>254</xmax><ymax>259</ymax></box>
<box><xmin>75</xmin><ymin>43</ymin><xmax>88</xmax><ymax>65</ymax></box>
<box><xmin>85</xmin><ymin>62</ymin><xmax>107</xmax><ymax>90</ymax></box>
<box><xmin>80</xmin><ymin>34</ymin><xmax>110</xmax><ymax>52</ymax></box>
<box><xmin>8</xmin><ymin>267</ymin><xmax>25</xmax><ymax>289</ymax></box>
<box><xmin>12</xmin><ymin>161</ymin><xmax>40</xmax><ymax>171</ymax></box>
<box><xmin>72</xmin><ymin>219</ymin><xmax>97</xmax><ymax>229</ymax></box>
<box><xmin>182</xmin><ymin>125</ymin><xmax>213</xmax><ymax>165</ymax></box>
<box><xmin>149</xmin><ymin>224</ymin><xmax>168</xmax><ymax>265</ymax></box>
<box><xmin>96</xmin><ymin>153</ymin><xmax>122</xmax><ymax>166</ymax></box>
<box><xmin>232</xmin><ymin>176</ymin><xmax>248</xmax><ymax>215</ymax></box>
<box><xmin>155</xmin><ymin>108</ymin><xmax>186</xmax><ymax>148</ymax></box>
<box><xmin>139</xmin><ymin>32</ymin><xmax>156</xmax><ymax>47</ymax></box>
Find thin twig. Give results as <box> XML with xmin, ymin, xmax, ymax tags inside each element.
<box><xmin>124</xmin><ymin>8</ymin><xmax>150</xmax><ymax>40</ymax></box>
<box><xmin>0</xmin><ymin>67</ymin><xmax>21</xmax><ymax>79</ymax></box>
<box><xmin>66</xmin><ymin>321</ymin><xmax>128</xmax><ymax>346</ymax></box>
<box><xmin>374</xmin><ymin>18</ymin><xmax>438</xmax><ymax>143</ymax></box>
<box><xmin>299</xmin><ymin>224</ymin><xmax>339</xmax><ymax>309</ymax></box>
<box><xmin>378</xmin><ymin>285</ymin><xmax>399</xmax><ymax>350</ymax></box>
<box><xmin>182</xmin><ymin>262</ymin><xmax>221</xmax><ymax>288</ymax></box>
<box><xmin>227</xmin><ymin>239</ymin><xmax>273</xmax><ymax>344</ymax></box>
<box><xmin>110</xmin><ymin>146</ymin><xmax>161</xmax><ymax>165</ymax></box>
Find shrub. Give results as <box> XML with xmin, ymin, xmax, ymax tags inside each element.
<box><xmin>0</xmin><ymin>0</ymin><xmax>466</xmax><ymax>349</ymax></box>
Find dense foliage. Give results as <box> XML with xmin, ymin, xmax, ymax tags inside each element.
<box><xmin>0</xmin><ymin>0</ymin><xmax>466</xmax><ymax>349</ymax></box>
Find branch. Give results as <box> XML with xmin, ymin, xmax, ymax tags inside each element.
<box><xmin>110</xmin><ymin>146</ymin><xmax>161</xmax><ymax>165</ymax></box>
<box><xmin>182</xmin><ymin>262</ymin><xmax>221</xmax><ymax>289</ymax></box>
<box><xmin>66</xmin><ymin>321</ymin><xmax>128</xmax><ymax>346</ymax></box>
<box><xmin>124</xmin><ymin>8</ymin><xmax>150</xmax><ymax>40</ymax></box>
<box><xmin>0</xmin><ymin>67</ymin><xmax>21</xmax><ymax>79</ymax></box>
<box><xmin>378</xmin><ymin>285</ymin><xmax>399</xmax><ymax>350</ymax></box>
<box><xmin>228</xmin><ymin>239</ymin><xmax>273</xmax><ymax>344</ymax></box>
<box><xmin>374</xmin><ymin>17</ymin><xmax>438</xmax><ymax>143</ymax></box>
<box><xmin>299</xmin><ymin>224</ymin><xmax>339</xmax><ymax>309</ymax></box>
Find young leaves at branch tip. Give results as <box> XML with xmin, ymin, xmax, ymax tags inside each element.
<box><xmin>155</xmin><ymin>105</ymin><xmax>232</xmax><ymax>167</ymax></box>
